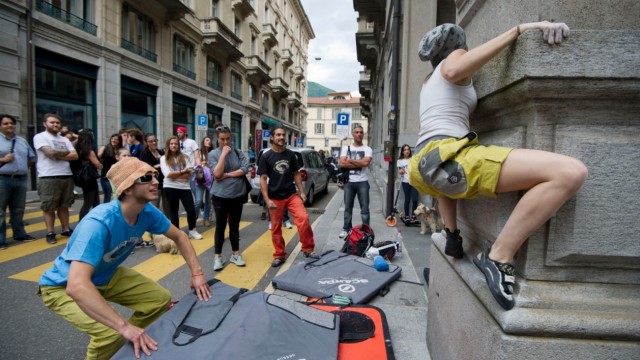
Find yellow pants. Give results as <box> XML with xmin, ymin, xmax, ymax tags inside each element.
<box><xmin>39</xmin><ymin>267</ymin><xmax>171</xmax><ymax>360</ymax></box>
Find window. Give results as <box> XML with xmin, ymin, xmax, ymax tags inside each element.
<box><xmin>314</xmin><ymin>123</ymin><xmax>324</xmax><ymax>134</ymax></box>
<box><xmin>353</xmin><ymin>108</ymin><xmax>362</xmax><ymax>119</ymax></box>
<box><xmin>174</xmin><ymin>35</ymin><xmax>195</xmax><ymax>79</ymax></box>
<box><xmin>230</xmin><ymin>112</ymin><xmax>242</xmax><ymax>148</ymax></box>
<box><xmin>331</xmin><ymin>123</ymin><xmax>336</xmax><ymax>135</ymax></box>
<box><xmin>272</xmin><ymin>98</ymin><xmax>279</xmax><ymax>117</ymax></box>
<box><xmin>332</xmin><ymin>108</ymin><xmax>340</xmax><ymax>118</ymax></box>
<box><xmin>121</xmin><ymin>4</ymin><xmax>156</xmax><ymax>61</ymax></box>
<box><xmin>207</xmin><ymin>58</ymin><xmax>223</xmax><ymax>92</ymax></box>
<box><xmin>231</xmin><ymin>72</ymin><xmax>242</xmax><ymax>101</ymax></box>
<box><xmin>41</xmin><ymin>0</ymin><xmax>96</xmax><ymax>35</ymax></box>
<box><xmin>261</xmin><ymin>91</ymin><xmax>269</xmax><ymax>112</ymax></box>
<box><xmin>234</xmin><ymin>17</ymin><xmax>241</xmax><ymax>37</ymax></box>
<box><xmin>264</xmin><ymin>5</ymin><xmax>269</xmax><ymax>22</ymax></box>
<box><xmin>211</xmin><ymin>0</ymin><xmax>219</xmax><ymax>17</ymax></box>
<box><xmin>251</xmin><ymin>35</ymin><xmax>256</xmax><ymax>55</ymax></box>
<box><xmin>249</xmin><ymin>84</ymin><xmax>258</xmax><ymax>102</ymax></box>
<box><xmin>334</xmin><ymin>95</ymin><xmax>346</xmax><ymax>100</ymax></box>
<box><xmin>316</xmin><ymin>108</ymin><xmax>322</xmax><ymax>118</ymax></box>
<box><xmin>352</xmin><ymin>122</ymin><xmax>362</xmax><ymax>130</ymax></box>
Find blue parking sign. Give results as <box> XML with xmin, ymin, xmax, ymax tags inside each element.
<box><xmin>197</xmin><ymin>114</ymin><xmax>208</xmax><ymax>129</ymax></box>
<box><xmin>263</xmin><ymin>130</ymin><xmax>271</xmax><ymax>138</ymax></box>
<box><xmin>337</xmin><ymin>113</ymin><xmax>350</xmax><ymax>126</ymax></box>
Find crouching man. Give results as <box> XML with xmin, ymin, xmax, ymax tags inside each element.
<box><xmin>38</xmin><ymin>157</ymin><xmax>211</xmax><ymax>359</ymax></box>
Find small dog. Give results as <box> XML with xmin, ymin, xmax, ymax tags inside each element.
<box><xmin>152</xmin><ymin>234</ymin><xmax>179</xmax><ymax>255</ymax></box>
<box><xmin>414</xmin><ymin>203</ymin><xmax>439</xmax><ymax>235</ymax></box>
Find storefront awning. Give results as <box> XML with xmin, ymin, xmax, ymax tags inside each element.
<box><xmin>262</xmin><ymin>117</ymin><xmax>281</xmax><ymax>127</ymax></box>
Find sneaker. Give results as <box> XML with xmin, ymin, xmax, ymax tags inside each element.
<box><xmin>303</xmin><ymin>251</ymin><xmax>319</xmax><ymax>259</ymax></box>
<box><xmin>284</xmin><ymin>220</ymin><xmax>293</xmax><ymax>229</ymax></box>
<box><xmin>229</xmin><ymin>254</ymin><xmax>246</xmax><ymax>267</ymax></box>
<box><xmin>60</xmin><ymin>229</ymin><xmax>73</xmax><ymax>237</ymax></box>
<box><xmin>271</xmin><ymin>257</ymin><xmax>285</xmax><ymax>268</ymax></box>
<box><xmin>213</xmin><ymin>257</ymin><xmax>224</xmax><ymax>271</ymax></box>
<box><xmin>14</xmin><ymin>235</ymin><xmax>36</xmax><ymax>242</ymax></box>
<box><xmin>444</xmin><ymin>228</ymin><xmax>463</xmax><ymax>259</ymax></box>
<box><xmin>46</xmin><ymin>232</ymin><xmax>57</xmax><ymax>244</ymax></box>
<box><xmin>473</xmin><ymin>247</ymin><xmax>516</xmax><ymax>310</ymax></box>
<box><xmin>136</xmin><ymin>240</ymin><xmax>154</xmax><ymax>248</ymax></box>
<box><xmin>188</xmin><ymin>230</ymin><xmax>203</xmax><ymax>240</ymax></box>
<box><xmin>268</xmin><ymin>221</ymin><xmax>272</xmax><ymax>230</ymax></box>
<box><xmin>339</xmin><ymin>230</ymin><xmax>348</xmax><ymax>238</ymax></box>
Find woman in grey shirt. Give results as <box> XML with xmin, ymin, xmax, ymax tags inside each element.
<box><xmin>209</xmin><ymin>124</ymin><xmax>249</xmax><ymax>271</ymax></box>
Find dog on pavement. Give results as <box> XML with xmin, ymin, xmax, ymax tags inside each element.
<box><xmin>413</xmin><ymin>203</ymin><xmax>439</xmax><ymax>235</ymax></box>
<box><xmin>152</xmin><ymin>234</ymin><xmax>179</xmax><ymax>255</ymax></box>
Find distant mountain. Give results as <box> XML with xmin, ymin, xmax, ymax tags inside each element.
<box><xmin>307</xmin><ymin>82</ymin><xmax>335</xmax><ymax>97</ymax></box>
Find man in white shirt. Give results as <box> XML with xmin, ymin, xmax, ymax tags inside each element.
<box><xmin>176</xmin><ymin>126</ymin><xmax>200</xmax><ymax>166</ymax></box>
<box><xmin>338</xmin><ymin>126</ymin><xmax>373</xmax><ymax>238</ymax></box>
<box><xmin>33</xmin><ymin>113</ymin><xmax>79</xmax><ymax>244</ymax></box>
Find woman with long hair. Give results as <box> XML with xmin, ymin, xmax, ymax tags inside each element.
<box><xmin>397</xmin><ymin>144</ymin><xmax>419</xmax><ymax>222</ymax></box>
<box><xmin>160</xmin><ymin>136</ymin><xmax>202</xmax><ymax>240</ymax></box>
<box><xmin>73</xmin><ymin>129</ymin><xmax>102</xmax><ymax>221</ymax></box>
<box><xmin>140</xmin><ymin>133</ymin><xmax>169</xmax><ymax>215</ymax></box>
<box><xmin>209</xmin><ymin>124</ymin><xmax>248</xmax><ymax>271</ymax></box>
<box><xmin>193</xmin><ymin>135</ymin><xmax>214</xmax><ymax>226</ymax></box>
<box><xmin>97</xmin><ymin>133</ymin><xmax>121</xmax><ymax>203</ymax></box>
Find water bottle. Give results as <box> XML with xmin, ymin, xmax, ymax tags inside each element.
<box><xmin>395</xmin><ymin>230</ymin><xmax>403</xmax><ymax>258</ymax></box>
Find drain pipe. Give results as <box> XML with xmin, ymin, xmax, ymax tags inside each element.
<box><xmin>26</xmin><ymin>0</ymin><xmax>37</xmax><ymax>190</ymax></box>
<box><xmin>385</xmin><ymin>0</ymin><xmax>401</xmax><ymax>218</ymax></box>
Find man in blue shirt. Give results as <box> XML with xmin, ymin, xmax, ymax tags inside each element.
<box><xmin>38</xmin><ymin>157</ymin><xmax>212</xmax><ymax>360</ymax></box>
<box><xmin>0</xmin><ymin>114</ymin><xmax>36</xmax><ymax>249</ymax></box>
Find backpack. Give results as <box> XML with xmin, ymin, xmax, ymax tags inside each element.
<box><xmin>340</xmin><ymin>224</ymin><xmax>375</xmax><ymax>257</ymax></box>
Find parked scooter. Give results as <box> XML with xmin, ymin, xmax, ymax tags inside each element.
<box><xmin>325</xmin><ymin>156</ymin><xmax>339</xmax><ymax>183</ymax></box>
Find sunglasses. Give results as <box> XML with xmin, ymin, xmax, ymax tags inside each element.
<box><xmin>215</xmin><ymin>125</ymin><xmax>230</xmax><ymax>132</ymax></box>
<box><xmin>135</xmin><ymin>173</ymin><xmax>158</xmax><ymax>184</ymax></box>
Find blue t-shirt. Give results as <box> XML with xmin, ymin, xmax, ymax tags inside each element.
<box><xmin>39</xmin><ymin>201</ymin><xmax>170</xmax><ymax>286</ymax></box>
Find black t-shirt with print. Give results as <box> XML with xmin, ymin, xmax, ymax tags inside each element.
<box><xmin>257</xmin><ymin>148</ymin><xmax>301</xmax><ymax>200</ymax></box>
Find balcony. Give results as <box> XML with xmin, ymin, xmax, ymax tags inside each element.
<box><xmin>358</xmin><ymin>70</ymin><xmax>371</xmax><ymax>98</ymax></box>
<box><xmin>355</xmin><ymin>18</ymin><xmax>378</xmax><ymax>71</ymax></box>
<box><xmin>293</xmin><ymin>66</ymin><xmax>305</xmax><ymax>81</ymax></box>
<box><xmin>287</xmin><ymin>90</ymin><xmax>302</xmax><ymax>108</ymax></box>
<box><xmin>207</xmin><ymin>80</ymin><xmax>223</xmax><ymax>93</ymax></box>
<box><xmin>245</xmin><ymin>55</ymin><xmax>272</xmax><ymax>84</ymax></box>
<box><xmin>281</xmin><ymin>49</ymin><xmax>293</xmax><ymax>67</ymax></box>
<box><xmin>360</xmin><ymin>98</ymin><xmax>371</xmax><ymax>113</ymax></box>
<box><xmin>201</xmin><ymin>18</ymin><xmax>244</xmax><ymax>62</ymax></box>
<box><xmin>121</xmin><ymin>39</ymin><xmax>157</xmax><ymax>62</ymax></box>
<box><xmin>269</xmin><ymin>77</ymin><xmax>289</xmax><ymax>98</ymax></box>
<box><xmin>262</xmin><ymin>23</ymin><xmax>278</xmax><ymax>48</ymax></box>
<box><xmin>156</xmin><ymin>0</ymin><xmax>193</xmax><ymax>21</ymax></box>
<box><xmin>232</xmin><ymin>0</ymin><xmax>255</xmax><ymax>19</ymax></box>
<box><xmin>173</xmin><ymin>63</ymin><xmax>196</xmax><ymax>80</ymax></box>
<box><xmin>36</xmin><ymin>0</ymin><xmax>97</xmax><ymax>36</ymax></box>
<box><xmin>353</xmin><ymin>0</ymin><xmax>385</xmax><ymax>23</ymax></box>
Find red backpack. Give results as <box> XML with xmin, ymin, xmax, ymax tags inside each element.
<box><xmin>340</xmin><ymin>224</ymin><xmax>375</xmax><ymax>257</ymax></box>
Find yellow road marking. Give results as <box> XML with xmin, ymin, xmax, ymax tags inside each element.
<box><xmin>10</xmin><ymin>261</ymin><xmax>54</xmax><ymax>282</ymax></box>
<box><xmin>132</xmin><ymin>222</ymin><xmax>251</xmax><ymax>281</ymax></box>
<box><xmin>7</xmin><ymin>214</ymin><xmax>80</xmax><ymax>238</ymax></box>
<box><xmin>215</xmin><ymin>226</ymin><xmax>298</xmax><ymax>290</ymax></box>
<box><xmin>5</xmin><ymin>210</ymin><xmax>46</xmax><ymax>222</ymax></box>
<box><xmin>0</xmin><ymin>238</ymin><xmax>70</xmax><ymax>264</ymax></box>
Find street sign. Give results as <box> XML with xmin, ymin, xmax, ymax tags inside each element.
<box><xmin>263</xmin><ymin>130</ymin><xmax>271</xmax><ymax>138</ymax></box>
<box><xmin>336</xmin><ymin>113</ymin><xmax>350</xmax><ymax>126</ymax></box>
<box><xmin>197</xmin><ymin>114</ymin><xmax>208</xmax><ymax>130</ymax></box>
<box><xmin>297</xmin><ymin>137</ymin><xmax>303</xmax><ymax>147</ymax></box>
<box><xmin>336</xmin><ymin>109</ymin><xmax>352</xmax><ymax>139</ymax></box>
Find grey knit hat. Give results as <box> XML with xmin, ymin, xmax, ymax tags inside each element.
<box><xmin>418</xmin><ymin>23</ymin><xmax>466</xmax><ymax>67</ymax></box>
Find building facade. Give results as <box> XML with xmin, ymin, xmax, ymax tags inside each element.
<box><xmin>306</xmin><ymin>91</ymin><xmax>368</xmax><ymax>158</ymax></box>
<box><xmin>354</xmin><ymin>0</ymin><xmax>640</xmax><ymax>359</ymax></box>
<box><xmin>1</xmin><ymin>0</ymin><xmax>313</xmax><ymax>160</ymax></box>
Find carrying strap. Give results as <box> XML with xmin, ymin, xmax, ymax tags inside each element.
<box><xmin>172</xmin><ymin>279</ymin><xmax>249</xmax><ymax>346</ymax></box>
<box><xmin>0</xmin><ymin>138</ymin><xmax>16</xmax><ymax>169</ymax></box>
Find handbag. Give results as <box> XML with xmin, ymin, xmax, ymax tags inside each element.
<box><xmin>336</xmin><ymin>146</ymin><xmax>351</xmax><ymax>189</ymax></box>
<box><xmin>233</xmin><ymin>149</ymin><xmax>251</xmax><ymax>204</ymax></box>
<box><xmin>72</xmin><ymin>160</ymin><xmax>100</xmax><ymax>187</ymax></box>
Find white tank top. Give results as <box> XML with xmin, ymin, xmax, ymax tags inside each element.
<box><xmin>416</xmin><ymin>63</ymin><xmax>477</xmax><ymax>146</ymax></box>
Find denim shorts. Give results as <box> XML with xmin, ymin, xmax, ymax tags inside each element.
<box><xmin>408</xmin><ymin>132</ymin><xmax>512</xmax><ymax>199</ymax></box>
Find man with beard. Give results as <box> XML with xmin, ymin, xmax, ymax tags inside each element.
<box><xmin>33</xmin><ymin>113</ymin><xmax>78</xmax><ymax>244</ymax></box>
<box><xmin>38</xmin><ymin>157</ymin><xmax>212</xmax><ymax>360</ymax></box>
<box><xmin>257</xmin><ymin>127</ymin><xmax>316</xmax><ymax>267</ymax></box>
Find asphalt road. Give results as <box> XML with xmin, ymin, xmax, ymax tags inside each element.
<box><xmin>0</xmin><ymin>184</ymin><xmax>339</xmax><ymax>360</ymax></box>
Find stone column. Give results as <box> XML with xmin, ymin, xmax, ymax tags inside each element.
<box><xmin>425</xmin><ymin>1</ymin><xmax>640</xmax><ymax>359</ymax></box>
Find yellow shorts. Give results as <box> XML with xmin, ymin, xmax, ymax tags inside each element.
<box><xmin>408</xmin><ymin>132</ymin><xmax>512</xmax><ymax>199</ymax></box>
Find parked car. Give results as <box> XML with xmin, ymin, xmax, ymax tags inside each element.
<box><xmin>250</xmin><ymin>148</ymin><xmax>329</xmax><ymax>206</ymax></box>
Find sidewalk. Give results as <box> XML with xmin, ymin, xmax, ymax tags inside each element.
<box><xmin>269</xmin><ymin>182</ymin><xmax>431</xmax><ymax>360</ymax></box>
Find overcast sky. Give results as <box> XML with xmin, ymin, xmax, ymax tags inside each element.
<box><xmin>300</xmin><ymin>0</ymin><xmax>362</xmax><ymax>95</ymax></box>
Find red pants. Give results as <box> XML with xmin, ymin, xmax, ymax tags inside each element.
<box><xmin>269</xmin><ymin>194</ymin><xmax>315</xmax><ymax>259</ymax></box>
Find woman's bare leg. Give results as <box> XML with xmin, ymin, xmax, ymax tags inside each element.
<box><xmin>490</xmin><ymin>149</ymin><xmax>587</xmax><ymax>263</ymax></box>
